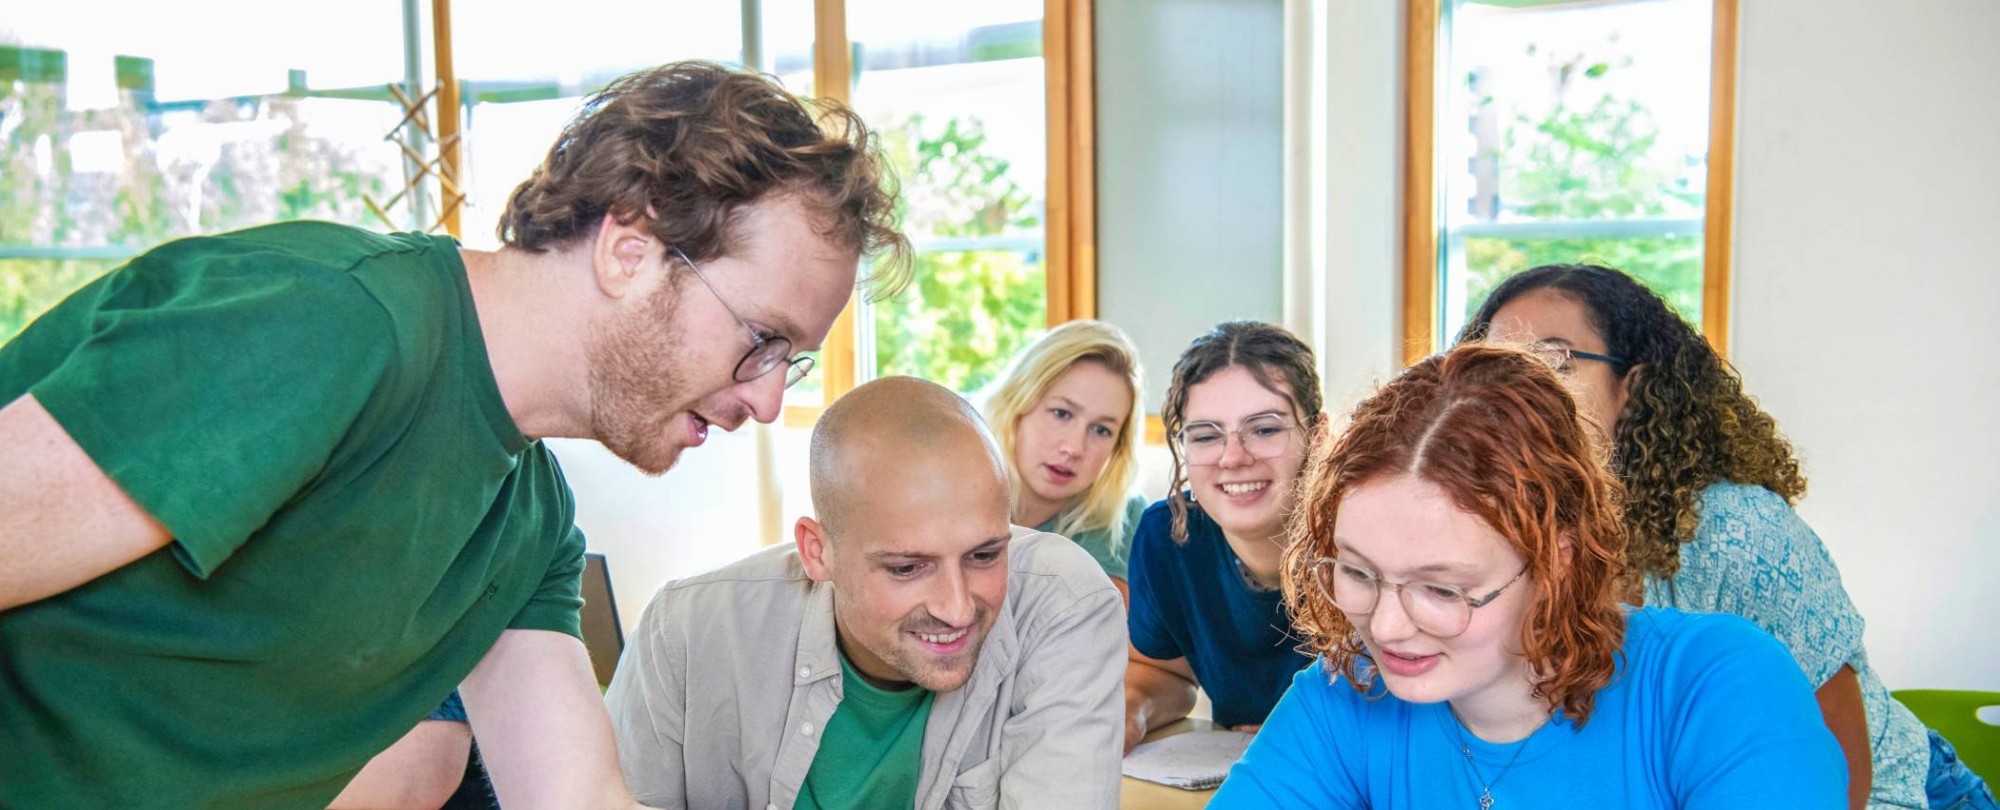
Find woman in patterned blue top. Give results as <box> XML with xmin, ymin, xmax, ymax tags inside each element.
<box><xmin>1214</xmin><ymin>343</ymin><xmax>1846</xmax><ymax>808</ymax></box>
<box><xmin>1461</xmin><ymin>263</ymin><xmax>1996</xmax><ymax>810</ymax></box>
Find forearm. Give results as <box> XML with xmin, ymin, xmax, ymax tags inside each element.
<box><xmin>1124</xmin><ymin>659</ymin><xmax>1196</xmax><ymax>737</ymax></box>
<box><xmin>463</xmin><ymin>629</ymin><xmax>649</xmax><ymax>810</ymax></box>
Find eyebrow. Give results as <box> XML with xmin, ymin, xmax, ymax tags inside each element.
<box><xmin>766</xmin><ymin>312</ymin><xmax>812</xmax><ymax>352</ymax></box>
<box><xmin>1184</xmin><ymin>409</ymin><xmax>1288</xmax><ymax>427</ymax></box>
<box><xmin>865</xmin><ymin>535</ymin><xmax>1009</xmax><ymax>562</ymax></box>
<box><xmin>1332</xmin><ymin>542</ymin><xmax>1481</xmax><ymax>578</ymax></box>
<box><xmin>1050</xmin><ymin>395</ymin><xmax>1124</xmax><ymax>425</ymax></box>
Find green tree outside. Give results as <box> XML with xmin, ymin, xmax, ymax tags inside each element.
<box><xmin>1</xmin><ymin>55</ymin><xmax>398</xmax><ymax>343</ymax></box>
<box><xmin>868</xmin><ymin>113</ymin><xmax>1045</xmax><ymax>394</ymax></box>
<box><xmin>1460</xmin><ymin>49</ymin><xmax>1707</xmax><ymax>325</ymax></box>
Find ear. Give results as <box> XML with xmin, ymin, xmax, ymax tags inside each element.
<box><xmin>795</xmin><ymin>516</ymin><xmax>833</xmax><ymax>582</ymax></box>
<box><xmin>1612</xmin><ymin>363</ymin><xmax>1643</xmax><ymax>416</ymax></box>
<box><xmin>591</xmin><ymin>212</ymin><xmax>660</xmax><ymax>300</ymax></box>
<box><xmin>1552</xmin><ymin>532</ymin><xmax>1577</xmax><ymax>576</ymax></box>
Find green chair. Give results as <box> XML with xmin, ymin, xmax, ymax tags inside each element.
<box><xmin>1894</xmin><ymin>689</ymin><xmax>2000</xmax><ymax>784</ymax></box>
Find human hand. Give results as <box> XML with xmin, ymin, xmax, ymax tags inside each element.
<box><xmin>1123</xmin><ymin>710</ymin><xmax>1147</xmax><ymax>756</ymax></box>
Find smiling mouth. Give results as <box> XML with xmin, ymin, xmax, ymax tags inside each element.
<box><xmin>915</xmin><ymin>628</ymin><xmax>968</xmax><ymax>645</ymax></box>
<box><xmin>1219</xmin><ymin>481</ymin><xmax>1269</xmax><ymax>496</ymax></box>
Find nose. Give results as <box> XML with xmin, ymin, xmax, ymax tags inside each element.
<box><xmin>927</xmin><ymin>563</ymin><xmax>977</xmax><ymax>629</ymax></box>
<box><xmin>1366</xmin><ymin>585</ymin><xmax>1418</xmax><ymax>644</ymax></box>
<box><xmin>1057</xmin><ymin>423</ymin><xmax>1084</xmax><ymax>458</ymax></box>
<box><xmin>1217</xmin><ymin>431</ymin><xmax>1254</xmax><ymax>468</ymax></box>
<box><xmin>738</xmin><ymin>369</ymin><xmax>786</xmax><ymax>425</ymax></box>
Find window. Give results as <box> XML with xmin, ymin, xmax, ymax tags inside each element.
<box><xmin>0</xmin><ymin>0</ymin><xmax>410</xmax><ymax>341</ymax></box>
<box><xmin>792</xmin><ymin>0</ymin><xmax>1097</xmax><ymax>422</ymax></box>
<box><xmin>1404</xmin><ymin>0</ymin><xmax>1739</xmax><ymax>362</ymax></box>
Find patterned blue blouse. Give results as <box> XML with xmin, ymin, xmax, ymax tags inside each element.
<box><xmin>1643</xmin><ymin>481</ymin><xmax>1930</xmax><ymax>809</ymax></box>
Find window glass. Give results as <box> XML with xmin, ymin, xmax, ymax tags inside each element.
<box><xmin>1</xmin><ymin>0</ymin><xmax>407</xmax><ymax>341</ymax></box>
<box><xmin>1436</xmin><ymin>0</ymin><xmax>1713</xmax><ymax>341</ymax></box>
<box><xmin>847</xmin><ymin>0</ymin><xmax>1049</xmax><ymax>394</ymax></box>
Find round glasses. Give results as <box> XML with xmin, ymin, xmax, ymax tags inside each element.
<box><xmin>672</xmin><ymin>247</ymin><xmax>814</xmax><ymax>388</ymax></box>
<box><xmin>1176</xmin><ymin>414</ymin><xmax>1300</xmax><ymax>466</ymax></box>
<box><xmin>1308</xmin><ymin>558</ymin><xmax>1527</xmax><ymax>638</ymax></box>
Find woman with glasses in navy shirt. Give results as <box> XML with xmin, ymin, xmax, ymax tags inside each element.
<box><xmin>1122</xmin><ymin>321</ymin><xmax>1325</xmax><ymax>753</ymax></box>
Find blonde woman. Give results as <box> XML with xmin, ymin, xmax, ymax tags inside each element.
<box><xmin>984</xmin><ymin>320</ymin><xmax>1148</xmax><ymax>594</ymax></box>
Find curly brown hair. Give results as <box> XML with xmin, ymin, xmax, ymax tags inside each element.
<box><xmin>1457</xmin><ymin>264</ymin><xmax>1805</xmax><ymax>578</ymax></box>
<box><xmin>1160</xmin><ymin>321</ymin><xmax>1324</xmax><ymax>542</ymax></box>
<box><xmin>498</xmin><ymin>61</ymin><xmax>911</xmax><ymax>299</ymax></box>
<box><xmin>1282</xmin><ymin>343</ymin><xmax>1629</xmax><ymax>726</ymax></box>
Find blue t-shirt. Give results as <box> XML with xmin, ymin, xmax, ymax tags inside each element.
<box><xmin>1645</xmin><ymin>481</ymin><xmax>1929</xmax><ymax>808</ymax></box>
<box><xmin>1212</xmin><ymin>607</ymin><xmax>1848</xmax><ymax>809</ymax></box>
<box><xmin>1126</xmin><ymin>499</ymin><xmax>1311</xmax><ymax>727</ymax></box>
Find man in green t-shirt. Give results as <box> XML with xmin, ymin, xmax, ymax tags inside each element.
<box><xmin>0</xmin><ymin>61</ymin><xmax>909</xmax><ymax>808</ymax></box>
<box><xmin>607</xmin><ymin>377</ymin><xmax>1128</xmax><ymax>809</ymax></box>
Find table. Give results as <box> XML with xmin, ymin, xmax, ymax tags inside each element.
<box><xmin>1119</xmin><ymin>718</ymin><xmax>1220</xmax><ymax>810</ymax></box>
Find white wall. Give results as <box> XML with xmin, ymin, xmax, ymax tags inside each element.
<box><xmin>1283</xmin><ymin>0</ymin><xmax>1404</xmax><ymax>408</ymax></box>
<box><xmin>1729</xmin><ymin>0</ymin><xmax>2000</xmax><ymax>689</ymax></box>
<box><xmin>550</xmin><ymin>431</ymin><xmax>779</xmax><ymax>637</ymax></box>
<box><xmin>1274</xmin><ymin>0</ymin><xmax>2000</xmax><ymax>690</ymax></box>
<box><xmin>1097</xmin><ymin>0</ymin><xmax>1287</xmax><ymax>409</ymax></box>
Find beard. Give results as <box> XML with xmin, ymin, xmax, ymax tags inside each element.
<box><xmin>875</xmin><ymin>603</ymin><xmax>997</xmax><ymax>693</ymax></box>
<box><xmin>586</xmin><ymin>280</ymin><xmax>696</xmax><ymax>476</ymax></box>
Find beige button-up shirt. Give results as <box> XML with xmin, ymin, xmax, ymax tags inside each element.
<box><xmin>606</xmin><ymin>526</ymin><xmax>1127</xmax><ymax>810</ymax></box>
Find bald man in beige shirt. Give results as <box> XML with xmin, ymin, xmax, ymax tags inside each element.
<box><xmin>606</xmin><ymin>377</ymin><xmax>1127</xmax><ymax>810</ymax></box>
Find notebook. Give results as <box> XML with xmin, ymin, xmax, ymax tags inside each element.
<box><xmin>1121</xmin><ymin>729</ymin><xmax>1257</xmax><ymax>790</ymax></box>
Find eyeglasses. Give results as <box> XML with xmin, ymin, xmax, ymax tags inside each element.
<box><xmin>1176</xmin><ymin>414</ymin><xmax>1300</xmax><ymax>466</ymax></box>
<box><xmin>1308</xmin><ymin>557</ymin><xmax>1527</xmax><ymax>639</ymax></box>
<box><xmin>672</xmin><ymin>247</ymin><xmax>814</xmax><ymax>388</ymax></box>
<box><xmin>1544</xmin><ymin>345</ymin><xmax>1626</xmax><ymax>377</ymax></box>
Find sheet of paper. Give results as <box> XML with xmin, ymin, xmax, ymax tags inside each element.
<box><xmin>1121</xmin><ymin>729</ymin><xmax>1257</xmax><ymax>790</ymax></box>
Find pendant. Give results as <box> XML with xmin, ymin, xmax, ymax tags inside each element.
<box><xmin>1479</xmin><ymin>789</ymin><xmax>1494</xmax><ymax>810</ymax></box>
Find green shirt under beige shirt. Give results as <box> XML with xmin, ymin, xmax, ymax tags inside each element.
<box><xmin>605</xmin><ymin>526</ymin><xmax>1127</xmax><ymax>810</ymax></box>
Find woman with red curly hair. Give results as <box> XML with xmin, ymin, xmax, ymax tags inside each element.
<box><xmin>1466</xmin><ymin>264</ymin><xmax>1994</xmax><ymax>810</ymax></box>
<box><xmin>1210</xmin><ymin>343</ymin><xmax>1845</xmax><ymax>808</ymax></box>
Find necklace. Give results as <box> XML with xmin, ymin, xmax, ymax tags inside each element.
<box><xmin>1450</xmin><ymin>715</ymin><xmax>1532</xmax><ymax>810</ymax></box>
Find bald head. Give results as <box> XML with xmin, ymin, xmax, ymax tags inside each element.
<box><xmin>809</xmin><ymin>376</ymin><xmax>1008</xmax><ymax>536</ymax></box>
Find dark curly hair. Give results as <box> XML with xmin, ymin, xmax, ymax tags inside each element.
<box><xmin>1283</xmin><ymin>343</ymin><xmax>1629</xmax><ymax>726</ymax></box>
<box><xmin>1161</xmin><ymin>321</ymin><xmax>1323</xmax><ymax>542</ymax></box>
<box><xmin>498</xmin><ymin>61</ymin><xmax>912</xmax><ymax>299</ymax></box>
<box><xmin>1456</xmin><ymin>264</ymin><xmax>1806</xmax><ymax>578</ymax></box>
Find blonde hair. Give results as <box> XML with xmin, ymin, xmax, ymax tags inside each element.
<box><xmin>983</xmin><ymin>320</ymin><xmax>1145</xmax><ymax>548</ymax></box>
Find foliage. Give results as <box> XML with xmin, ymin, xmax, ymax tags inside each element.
<box><xmin>868</xmin><ymin>114</ymin><xmax>1045</xmax><ymax>393</ymax></box>
<box><xmin>1460</xmin><ymin>49</ymin><xmax>1707</xmax><ymax>324</ymax></box>
<box><xmin>1</xmin><ymin>75</ymin><xmax>396</xmax><ymax>342</ymax></box>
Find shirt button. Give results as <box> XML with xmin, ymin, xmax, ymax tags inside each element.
<box><xmin>800</xmin><ymin>721</ymin><xmax>815</xmax><ymax>737</ymax></box>
<box><xmin>797</xmin><ymin>665</ymin><xmax>811</xmax><ymax>679</ymax></box>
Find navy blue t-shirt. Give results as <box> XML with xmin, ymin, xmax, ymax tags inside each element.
<box><xmin>1127</xmin><ymin>498</ymin><xmax>1312</xmax><ymax>727</ymax></box>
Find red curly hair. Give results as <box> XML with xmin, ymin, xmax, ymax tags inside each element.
<box><xmin>1281</xmin><ymin>343</ymin><xmax>1631</xmax><ymax>726</ymax></box>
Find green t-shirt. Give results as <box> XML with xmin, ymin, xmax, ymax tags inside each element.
<box><xmin>1037</xmin><ymin>493</ymin><xmax>1149</xmax><ymax>581</ymax></box>
<box><xmin>794</xmin><ymin>650</ymin><xmax>937</xmax><ymax>810</ymax></box>
<box><xmin>0</xmin><ymin>222</ymin><xmax>586</xmax><ymax>807</ymax></box>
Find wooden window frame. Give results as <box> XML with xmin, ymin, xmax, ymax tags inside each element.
<box><xmin>782</xmin><ymin>0</ymin><xmax>1099</xmax><ymax>428</ymax></box>
<box><xmin>424</xmin><ymin>0</ymin><xmax>1095</xmax><ymax>428</ymax></box>
<box><xmin>1401</xmin><ymin>0</ymin><xmax>1739</xmax><ymax>367</ymax></box>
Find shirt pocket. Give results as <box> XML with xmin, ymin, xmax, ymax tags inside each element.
<box><xmin>944</xmin><ymin>757</ymin><xmax>1001</xmax><ymax>810</ymax></box>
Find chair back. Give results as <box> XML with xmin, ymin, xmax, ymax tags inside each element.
<box><xmin>581</xmin><ymin>552</ymin><xmax>626</xmax><ymax>688</ymax></box>
<box><xmin>1894</xmin><ymin>689</ymin><xmax>2000</xmax><ymax>784</ymax></box>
